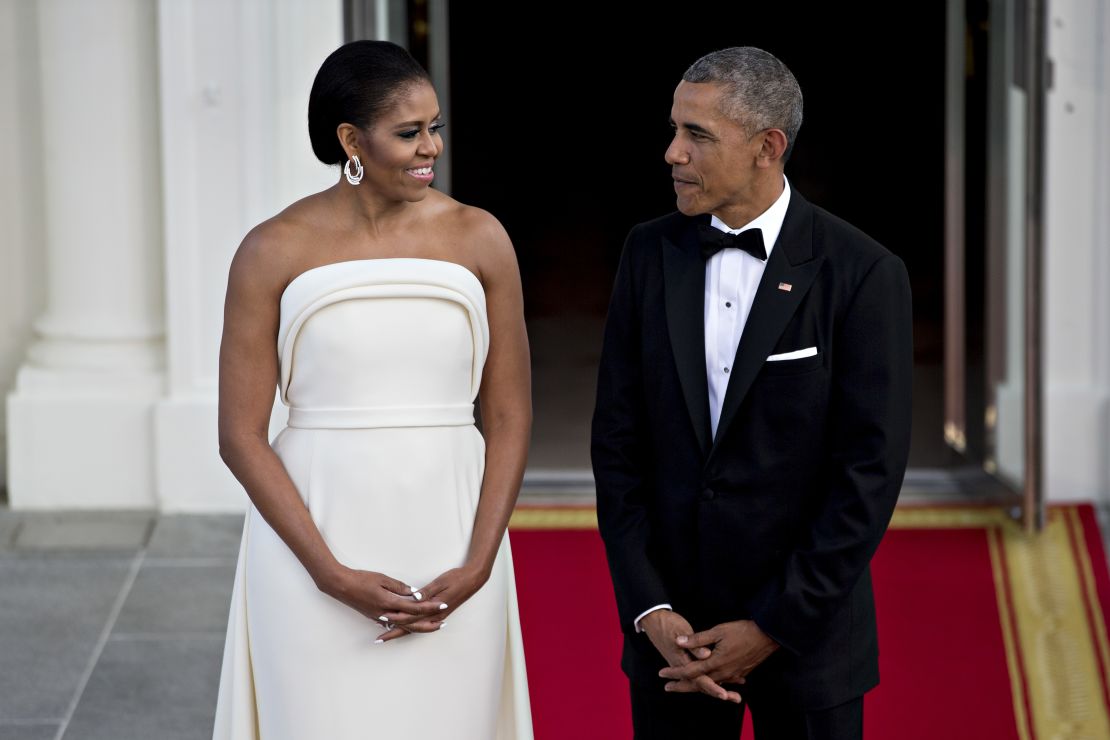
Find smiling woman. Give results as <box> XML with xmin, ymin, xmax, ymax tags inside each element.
<box><xmin>212</xmin><ymin>40</ymin><xmax>534</xmax><ymax>740</ymax></box>
<box><xmin>335</xmin><ymin>83</ymin><xmax>444</xmax><ymax>193</ymax></box>
<box><xmin>308</xmin><ymin>42</ymin><xmax>444</xmax><ymax>197</ymax></box>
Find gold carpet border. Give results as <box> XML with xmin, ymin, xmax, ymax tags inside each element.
<box><xmin>889</xmin><ymin>505</ymin><xmax>1016</xmax><ymax>529</ymax></box>
<box><xmin>1002</xmin><ymin>507</ymin><xmax>1110</xmax><ymax>739</ymax></box>
<box><xmin>1067</xmin><ymin>507</ymin><xmax>1110</xmax><ymax>718</ymax></box>
<box><xmin>508</xmin><ymin>504</ymin><xmax>1017</xmax><ymax>531</ymax></box>
<box><xmin>989</xmin><ymin>525</ymin><xmax>1033</xmax><ymax>740</ymax></box>
<box><xmin>509</xmin><ymin>504</ymin><xmax>1110</xmax><ymax>738</ymax></box>
<box><xmin>510</xmin><ymin>507</ymin><xmax>598</xmax><ymax>530</ymax></box>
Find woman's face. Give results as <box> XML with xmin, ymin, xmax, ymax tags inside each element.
<box><xmin>347</xmin><ymin>81</ymin><xmax>444</xmax><ymax>201</ymax></box>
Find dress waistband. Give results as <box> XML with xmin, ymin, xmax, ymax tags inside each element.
<box><xmin>287</xmin><ymin>403</ymin><xmax>475</xmax><ymax>430</ymax></box>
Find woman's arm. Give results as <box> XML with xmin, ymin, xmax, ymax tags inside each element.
<box><xmin>393</xmin><ymin>210</ymin><xmax>531</xmax><ymax>625</ymax></box>
<box><xmin>466</xmin><ymin>211</ymin><xmax>532</xmax><ymax>577</ymax></box>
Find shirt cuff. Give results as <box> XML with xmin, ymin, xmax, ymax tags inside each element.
<box><xmin>633</xmin><ymin>604</ymin><xmax>673</xmax><ymax>633</ymax></box>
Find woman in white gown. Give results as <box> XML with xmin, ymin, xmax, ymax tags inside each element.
<box><xmin>213</xmin><ymin>40</ymin><xmax>533</xmax><ymax>739</ymax></box>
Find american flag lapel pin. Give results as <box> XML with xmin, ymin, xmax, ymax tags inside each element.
<box><xmin>778</xmin><ymin>282</ymin><xmax>793</xmax><ymax>292</ymax></box>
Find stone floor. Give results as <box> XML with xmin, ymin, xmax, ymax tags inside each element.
<box><xmin>0</xmin><ymin>511</ymin><xmax>241</xmax><ymax>740</ymax></box>
<box><xmin>1</xmin><ymin>500</ymin><xmax>1108</xmax><ymax>740</ymax></box>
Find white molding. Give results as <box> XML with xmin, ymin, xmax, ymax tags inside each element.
<box><xmin>154</xmin><ymin>0</ymin><xmax>341</xmax><ymax>510</ymax></box>
<box><xmin>1043</xmin><ymin>0</ymin><xmax>1110</xmax><ymax>503</ymax></box>
<box><xmin>6</xmin><ymin>0</ymin><xmax>167</xmax><ymax>508</ymax></box>
<box><xmin>33</xmin><ymin>0</ymin><xmax>165</xmax><ymax>350</ymax></box>
<box><xmin>1045</xmin><ymin>386</ymin><xmax>1110</xmax><ymax>502</ymax></box>
<box><xmin>157</xmin><ymin>0</ymin><xmax>203</xmax><ymax>396</ymax></box>
<box><xmin>8</xmin><ymin>367</ymin><xmax>164</xmax><ymax>509</ymax></box>
<box><xmin>0</xmin><ymin>0</ymin><xmax>47</xmax><ymax>491</ymax></box>
<box><xmin>1092</xmin><ymin>0</ymin><xmax>1110</xmax><ymax>505</ymax></box>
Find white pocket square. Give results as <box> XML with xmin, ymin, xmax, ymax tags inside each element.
<box><xmin>766</xmin><ymin>346</ymin><xmax>818</xmax><ymax>362</ymax></box>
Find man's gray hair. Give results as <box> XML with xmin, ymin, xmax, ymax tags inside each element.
<box><xmin>683</xmin><ymin>47</ymin><xmax>803</xmax><ymax>160</ymax></box>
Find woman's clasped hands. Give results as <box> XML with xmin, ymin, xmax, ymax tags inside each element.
<box><xmin>320</xmin><ymin>563</ymin><xmax>489</xmax><ymax>643</ymax></box>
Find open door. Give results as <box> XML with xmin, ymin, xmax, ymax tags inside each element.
<box><xmin>945</xmin><ymin>0</ymin><xmax>1047</xmax><ymax>530</ymax></box>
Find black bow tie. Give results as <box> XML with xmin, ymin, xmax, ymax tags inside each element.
<box><xmin>697</xmin><ymin>222</ymin><xmax>767</xmax><ymax>261</ymax></box>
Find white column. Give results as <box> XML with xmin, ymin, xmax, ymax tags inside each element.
<box><xmin>6</xmin><ymin>0</ymin><xmax>166</xmax><ymax>509</ymax></box>
<box><xmin>154</xmin><ymin>0</ymin><xmax>340</xmax><ymax>511</ymax></box>
<box><xmin>1043</xmin><ymin>0</ymin><xmax>1110</xmax><ymax>503</ymax></box>
<box><xmin>0</xmin><ymin>0</ymin><xmax>47</xmax><ymax>493</ymax></box>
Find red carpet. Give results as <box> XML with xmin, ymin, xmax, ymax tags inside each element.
<box><xmin>511</xmin><ymin>530</ymin><xmax>630</xmax><ymax>737</ymax></box>
<box><xmin>866</xmin><ymin>526</ymin><xmax>1021</xmax><ymax>739</ymax></box>
<box><xmin>509</xmin><ymin>504</ymin><xmax>1110</xmax><ymax>739</ymax></box>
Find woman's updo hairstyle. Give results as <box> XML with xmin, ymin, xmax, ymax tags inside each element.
<box><xmin>308</xmin><ymin>40</ymin><xmax>431</xmax><ymax>166</ymax></box>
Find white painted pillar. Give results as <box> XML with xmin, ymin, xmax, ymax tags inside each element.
<box><xmin>1043</xmin><ymin>0</ymin><xmax>1110</xmax><ymax>503</ymax></box>
<box><xmin>6</xmin><ymin>0</ymin><xmax>165</xmax><ymax>509</ymax></box>
<box><xmin>0</xmin><ymin>0</ymin><xmax>47</xmax><ymax>494</ymax></box>
<box><xmin>154</xmin><ymin>0</ymin><xmax>341</xmax><ymax>511</ymax></box>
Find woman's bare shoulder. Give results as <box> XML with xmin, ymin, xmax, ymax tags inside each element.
<box><xmin>460</xmin><ymin>205</ymin><xmax>516</xmax><ymax>286</ymax></box>
<box><xmin>420</xmin><ymin>191</ymin><xmax>502</xmax><ymax>241</ymax></box>
<box><xmin>424</xmin><ymin>194</ymin><xmax>515</xmax><ymax>284</ymax></box>
<box><xmin>230</xmin><ymin>193</ymin><xmax>335</xmax><ymax>296</ymax></box>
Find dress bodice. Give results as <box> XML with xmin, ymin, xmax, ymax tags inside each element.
<box><xmin>277</xmin><ymin>258</ymin><xmax>488</xmax><ymax>426</ymax></box>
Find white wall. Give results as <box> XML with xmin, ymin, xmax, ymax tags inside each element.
<box><xmin>1044</xmin><ymin>0</ymin><xmax>1110</xmax><ymax>503</ymax></box>
<box><xmin>155</xmin><ymin>0</ymin><xmax>341</xmax><ymax>510</ymax></box>
<box><xmin>1</xmin><ymin>0</ymin><xmax>340</xmax><ymax>510</ymax></box>
<box><xmin>6</xmin><ymin>0</ymin><xmax>167</xmax><ymax>509</ymax></box>
<box><xmin>0</xmin><ymin>0</ymin><xmax>46</xmax><ymax>493</ymax></box>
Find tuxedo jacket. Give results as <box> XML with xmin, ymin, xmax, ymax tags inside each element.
<box><xmin>590</xmin><ymin>190</ymin><xmax>912</xmax><ymax>709</ymax></box>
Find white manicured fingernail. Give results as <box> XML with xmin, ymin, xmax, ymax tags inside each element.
<box><xmin>412</xmin><ymin>591</ymin><xmax>423</xmax><ymax>600</ymax></box>
<box><xmin>408</xmin><ymin>585</ymin><xmax>417</xmax><ymax>593</ymax></box>
<box><xmin>439</xmin><ymin>603</ymin><xmax>448</xmax><ymax>610</ymax></box>
<box><xmin>438</xmin><ymin>622</ymin><xmax>446</xmax><ymax>629</ymax></box>
<box><xmin>374</xmin><ymin>638</ymin><xmax>384</xmax><ymax>644</ymax></box>
<box><xmin>378</xmin><ymin>615</ymin><xmax>389</xmax><ymax>622</ymax></box>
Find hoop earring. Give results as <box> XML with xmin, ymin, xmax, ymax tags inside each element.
<box><xmin>344</xmin><ymin>154</ymin><xmax>364</xmax><ymax>185</ymax></box>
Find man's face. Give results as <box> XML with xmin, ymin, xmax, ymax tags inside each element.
<box><xmin>665</xmin><ymin>81</ymin><xmax>760</xmax><ymax>220</ymax></box>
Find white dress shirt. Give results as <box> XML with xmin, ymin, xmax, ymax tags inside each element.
<box><xmin>633</xmin><ymin>177</ymin><xmax>793</xmax><ymax>633</ymax></box>
<box><xmin>704</xmin><ymin>178</ymin><xmax>792</xmax><ymax>438</ymax></box>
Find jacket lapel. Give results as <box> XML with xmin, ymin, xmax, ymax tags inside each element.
<box><xmin>709</xmin><ymin>193</ymin><xmax>825</xmax><ymax>460</ymax></box>
<box><xmin>663</xmin><ymin>221</ymin><xmax>712</xmax><ymax>455</ymax></box>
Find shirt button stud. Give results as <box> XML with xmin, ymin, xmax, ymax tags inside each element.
<box><xmin>701</xmin><ymin>488</ymin><xmax>716</xmax><ymax>501</ymax></box>
<box><xmin>723</xmin><ymin>366</ymin><xmax>730</xmax><ymax>373</ymax></box>
<box><xmin>725</xmin><ymin>301</ymin><xmax>732</xmax><ymax>308</ymax></box>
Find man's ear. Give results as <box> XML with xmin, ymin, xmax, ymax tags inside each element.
<box><xmin>756</xmin><ymin>128</ymin><xmax>789</xmax><ymax>167</ymax></box>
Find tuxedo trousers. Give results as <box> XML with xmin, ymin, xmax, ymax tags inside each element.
<box><xmin>630</xmin><ymin>680</ymin><xmax>863</xmax><ymax>740</ymax></box>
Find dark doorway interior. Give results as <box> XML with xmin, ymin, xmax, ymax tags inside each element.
<box><xmin>449</xmin><ymin>3</ymin><xmax>954</xmax><ymax>471</ymax></box>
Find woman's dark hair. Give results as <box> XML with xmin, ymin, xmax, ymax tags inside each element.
<box><xmin>308</xmin><ymin>40</ymin><xmax>431</xmax><ymax>165</ymax></box>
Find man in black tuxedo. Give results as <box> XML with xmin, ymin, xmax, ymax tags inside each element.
<box><xmin>591</xmin><ymin>47</ymin><xmax>912</xmax><ymax>739</ymax></box>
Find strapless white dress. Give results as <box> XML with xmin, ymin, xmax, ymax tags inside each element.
<box><xmin>213</xmin><ymin>258</ymin><xmax>533</xmax><ymax>739</ymax></box>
